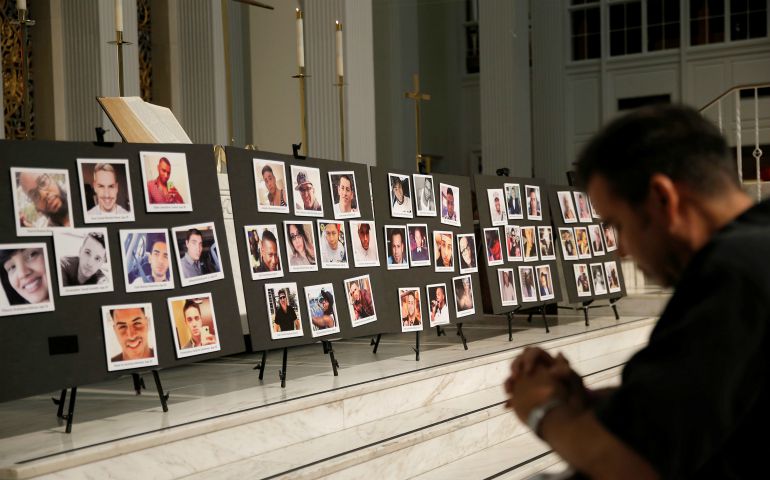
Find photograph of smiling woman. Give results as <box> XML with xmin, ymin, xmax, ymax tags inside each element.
<box><xmin>53</xmin><ymin>228</ymin><xmax>114</xmax><ymax>296</ymax></box>
<box><xmin>0</xmin><ymin>244</ymin><xmax>55</xmax><ymax>317</ymax></box>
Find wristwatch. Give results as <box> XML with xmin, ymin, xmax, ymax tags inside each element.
<box><xmin>527</xmin><ymin>398</ymin><xmax>563</xmax><ymax>439</ymax></box>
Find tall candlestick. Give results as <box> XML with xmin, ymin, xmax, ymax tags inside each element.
<box><xmin>17</xmin><ymin>0</ymin><xmax>26</xmax><ymax>11</ymax></box>
<box><xmin>335</xmin><ymin>21</ymin><xmax>344</xmax><ymax>78</ymax></box>
<box><xmin>296</xmin><ymin>8</ymin><xmax>305</xmax><ymax>68</ymax></box>
<box><xmin>115</xmin><ymin>0</ymin><xmax>123</xmax><ymax>32</ymax></box>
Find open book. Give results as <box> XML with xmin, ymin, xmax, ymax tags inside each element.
<box><xmin>97</xmin><ymin>96</ymin><xmax>192</xmax><ymax>143</ymax></box>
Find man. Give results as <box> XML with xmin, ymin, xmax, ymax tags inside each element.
<box><xmin>401</xmin><ymin>291</ymin><xmax>420</xmax><ymax>327</ymax></box>
<box><xmin>507</xmin><ymin>185</ymin><xmax>522</xmax><ymax>217</ymax></box>
<box><xmin>262</xmin><ymin>165</ymin><xmax>286</xmax><ymax>207</ymax></box>
<box><xmin>294</xmin><ymin>170</ymin><xmax>321</xmax><ymax>211</ymax></box>
<box><xmin>575</xmin><ymin>265</ymin><xmax>590</xmax><ymax>293</ymax></box>
<box><xmin>410</xmin><ymin>227</ymin><xmax>429</xmax><ymax>262</ymax></box>
<box><xmin>131</xmin><ymin>233</ymin><xmax>170</xmax><ymax>284</ymax></box>
<box><xmin>321</xmin><ymin>223</ymin><xmax>347</xmax><ymax>264</ymax></box>
<box><xmin>442</xmin><ymin>188</ymin><xmax>457</xmax><ymax>221</ymax></box>
<box><xmin>353</xmin><ymin>222</ymin><xmax>377</xmax><ymax>263</ymax></box>
<box><xmin>561</xmin><ymin>194</ymin><xmax>576</xmax><ymax>221</ymax></box>
<box><xmin>181</xmin><ymin>300</ymin><xmax>216</xmax><ymax>348</ymax></box>
<box><xmin>255</xmin><ymin>229</ymin><xmax>281</xmax><ymax>272</ymax></box>
<box><xmin>435</xmin><ymin>233</ymin><xmax>453</xmax><ymax>267</ymax></box>
<box><xmin>540</xmin><ymin>228</ymin><xmax>554</xmax><ymax>257</ymax></box>
<box><xmin>429</xmin><ymin>286</ymin><xmax>448</xmax><ymax>325</ymax></box>
<box><xmin>561</xmin><ymin>231</ymin><xmax>576</xmax><ymax>257</ymax></box>
<box><xmin>527</xmin><ymin>188</ymin><xmax>540</xmax><ymax>217</ymax></box>
<box><xmin>459</xmin><ymin>235</ymin><xmax>475</xmax><ymax>270</ymax></box>
<box><xmin>273</xmin><ymin>289</ymin><xmax>300</xmax><ymax>332</ymax></box>
<box><xmin>18</xmin><ymin>170</ymin><xmax>71</xmax><ymax>227</ymax></box>
<box><xmin>592</xmin><ymin>266</ymin><xmax>607</xmax><ymax>292</ymax></box>
<box><xmin>505</xmin><ymin>105</ymin><xmax>769</xmax><ymax>479</ymax></box>
<box><xmin>110</xmin><ymin>307</ymin><xmax>153</xmax><ymax>361</ymax></box>
<box><xmin>348</xmin><ymin>280</ymin><xmax>374</xmax><ymax>319</ymax></box>
<box><xmin>387</xmin><ymin>228</ymin><xmax>406</xmax><ymax>266</ymax></box>
<box><xmin>180</xmin><ymin>228</ymin><xmax>205</xmax><ymax>278</ymax></box>
<box><xmin>591</xmin><ymin>227</ymin><xmax>605</xmax><ymax>253</ymax></box>
<box><xmin>491</xmin><ymin>193</ymin><xmax>506</xmax><ymax>223</ymax></box>
<box><xmin>576</xmin><ymin>192</ymin><xmax>591</xmax><ymax>220</ymax></box>
<box><xmin>311</xmin><ymin>289</ymin><xmax>336</xmax><ymax>330</ymax></box>
<box><xmin>88</xmin><ymin>163</ymin><xmax>128</xmax><ymax>216</ymax></box>
<box><xmin>391</xmin><ymin>176</ymin><xmax>411</xmax><ymax>215</ymax></box>
<box><xmin>60</xmin><ymin>232</ymin><xmax>108</xmax><ymax>286</ymax></box>
<box><xmin>538</xmin><ymin>271</ymin><xmax>551</xmax><ymax>297</ymax></box>
<box><xmin>335</xmin><ymin>174</ymin><xmax>357</xmax><ymax>214</ymax></box>
<box><xmin>147</xmin><ymin>157</ymin><xmax>184</xmax><ymax>204</ymax></box>
<box><xmin>416</xmin><ymin>176</ymin><xmax>435</xmax><ymax>213</ymax></box>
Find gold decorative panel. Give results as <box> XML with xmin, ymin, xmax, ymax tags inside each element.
<box><xmin>1</xmin><ymin>0</ymin><xmax>34</xmax><ymax>139</ymax></box>
<box><xmin>137</xmin><ymin>0</ymin><xmax>152</xmax><ymax>102</ymax></box>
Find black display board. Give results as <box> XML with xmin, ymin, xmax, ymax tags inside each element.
<box><xmin>0</xmin><ymin>140</ymin><xmax>244</xmax><ymax>403</ymax></box>
<box><xmin>473</xmin><ymin>175</ymin><xmax>563</xmax><ymax>315</ymax></box>
<box><xmin>225</xmin><ymin>147</ymin><xmax>387</xmax><ymax>352</ymax></box>
<box><xmin>547</xmin><ymin>185</ymin><xmax>626</xmax><ymax>303</ymax></box>
<box><xmin>370</xmin><ymin>167</ymin><xmax>483</xmax><ymax>331</ymax></box>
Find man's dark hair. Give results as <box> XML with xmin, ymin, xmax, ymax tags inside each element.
<box><xmin>158</xmin><ymin>157</ymin><xmax>171</xmax><ymax>167</ymax></box>
<box><xmin>261</xmin><ymin>165</ymin><xmax>274</xmax><ymax>176</ymax></box>
<box><xmin>358</xmin><ymin>222</ymin><xmax>371</xmax><ymax>234</ymax></box>
<box><xmin>575</xmin><ymin>104</ymin><xmax>737</xmax><ymax>205</ymax></box>
<box><xmin>111</xmin><ymin>306</ymin><xmax>145</xmax><ymax>320</ymax></box>
<box><xmin>183</xmin><ymin>299</ymin><xmax>201</xmax><ymax>315</ymax></box>
<box><xmin>261</xmin><ymin>229</ymin><xmax>277</xmax><ymax>246</ymax></box>
<box><xmin>85</xmin><ymin>232</ymin><xmax>106</xmax><ymax>249</ymax></box>
<box><xmin>186</xmin><ymin>228</ymin><xmax>203</xmax><ymax>242</ymax></box>
<box><xmin>389</xmin><ymin>228</ymin><xmax>404</xmax><ymax>243</ymax></box>
<box><xmin>146</xmin><ymin>232</ymin><xmax>167</xmax><ymax>253</ymax></box>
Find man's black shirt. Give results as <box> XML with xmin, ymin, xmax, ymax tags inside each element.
<box><xmin>595</xmin><ymin>199</ymin><xmax>770</xmax><ymax>478</ymax></box>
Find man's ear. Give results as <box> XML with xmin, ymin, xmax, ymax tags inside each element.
<box><xmin>648</xmin><ymin>174</ymin><xmax>680</xmax><ymax>231</ymax></box>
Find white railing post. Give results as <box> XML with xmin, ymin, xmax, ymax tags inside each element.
<box><xmin>753</xmin><ymin>88</ymin><xmax>763</xmax><ymax>201</ymax></box>
<box><xmin>735</xmin><ymin>90</ymin><xmax>743</xmax><ymax>185</ymax></box>
<box><xmin>718</xmin><ymin>101</ymin><xmax>723</xmax><ymax>134</ymax></box>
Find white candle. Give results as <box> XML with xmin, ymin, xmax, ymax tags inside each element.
<box><xmin>296</xmin><ymin>8</ymin><xmax>305</xmax><ymax>68</ymax></box>
<box><xmin>17</xmin><ymin>0</ymin><xmax>26</xmax><ymax>11</ymax></box>
<box><xmin>115</xmin><ymin>0</ymin><xmax>124</xmax><ymax>32</ymax></box>
<box><xmin>335</xmin><ymin>21</ymin><xmax>344</xmax><ymax>78</ymax></box>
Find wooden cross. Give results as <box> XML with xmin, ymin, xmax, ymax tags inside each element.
<box><xmin>404</xmin><ymin>73</ymin><xmax>431</xmax><ymax>168</ymax></box>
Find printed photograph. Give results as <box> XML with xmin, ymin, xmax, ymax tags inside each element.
<box><xmin>244</xmin><ymin>224</ymin><xmax>283</xmax><ymax>280</ymax></box>
<box><xmin>121</xmin><ymin>229</ymin><xmax>174</xmax><ymax>292</ymax></box>
<box><xmin>538</xmin><ymin>226</ymin><xmax>556</xmax><ymax>260</ymax></box>
<box><xmin>407</xmin><ymin>224</ymin><xmax>431</xmax><ymax>267</ymax></box>
<box><xmin>318</xmin><ymin>220</ymin><xmax>349</xmax><ymax>269</ymax></box>
<box><xmin>54</xmin><ymin>228</ymin><xmax>113</xmax><ymax>296</ymax></box>
<box><xmin>457</xmin><ymin>233</ymin><xmax>478</xmax><ymax>274</ymax></box>
<box><xmin>603</xmin><ymin>223</ymin><xmax>618</xmax><ymax>252</ymax></box>
<box><xmin>10</xmin><ymin>167</ymin><xmax>74</xmax><ymax>236</ymax></box>
<box><xmin>604</xmin><ymin>261</ymin><xmax>622</xmax><ymax>293</ymax></box>
<box><xmin>427</xmin><ymin>283</ymin><xmax>450</xmax><ymax>327</ymax></box>
<box><xmin>433</xmin><ymin>230</ymin><xmax>455</xmax><ymax>273</ymax></box>
<box><xmin>557</xmin><ymin>191</ymin><xmax>577</xmax><ymax>224</ymax></box>
<box><xmin>254</xmin><ymin>158</ymin><xmax>289</xmax><ymax>213</ymax></box>
<box><xmin>305</xmin><ymin>283</ymin><xmax>340</xmax><ymax>338</ymax></box>
<box><xmin>505</xmin><ymin>225</ymin><xmax>523</xmax><ymax>261</ymax></box>
<box><xmin>385</xmin><ymin>225</ymin><xmax>409</xmax><ymax>270</ymax></box>
<box><xmin>440</xmin><ymin>183</ymin><xmax>461</xmax><ymax>227</ymax></box>
<box><xmin>413</xmin><ymin>174</ymin><xmax>437</xmax><ymax>216</ymax></box>
<box><xmin>521</xmin><ymin>226</ymin><xmax>539</xmax><ymax>262</ymax></box>
<box><xmin>484</xmin><ymin>227</ymin><xmax>504</xmax><ymax>266</ymax></box>
<box><xmin>291</xmin><ymin>165</ymin><xmax>324</xmax><ymax>217</ymax></box>
<box><xmin>518</xmin><ymin>266</ymin><xmax>537</xmax><ymax>303</ymax></box>
<box><xmin>399</xmin><ymin>287</ymin><xmax>423</xmax><ymax>332</ymax></box>
<box><xmin>168</xmin><ymin>293</ymin><xmax>222</xmax><ymax>357</ymax></box>
<box><xmin>329</xmin><ymin>171</ymin><xmax>361</xmax><ymax>219</ymax></box>
<box><xmin>77</xmin><ymin>159</ymin><xmax>134</xmax><ymax>223</ymax></box>
<box><xmin>172</xmin><ymin>222</ymin><xmax>225</xmax><ymax>287</ymax></box>
<box><xmin>0</xmin><ymin>244</ymin><xmax>55</xmax><ymax>317</ymax></box>
<box><xmin>573</xmin><ymin>191</ymin><xmax>592</xmax><ymax>223</ymax></box>
<box><xmin>102</xmin><ymin>303</ymin><xmax>158</xmax><ymax>371</ymax></box>
<box><xmin>452</xmin><ymin>274</ymin><xmax>475</xmax><ymax>317</ymax></box>
<box><xmin>498</xmin><ymin>268</ymin><xmax>518</xmax><ymax>307</ymax></box>
<box><xmin>140</xmin><ymin>151</ymin><xmax>192</xmax><ymax>212</ymax></box>
<box><xmin>487</xmin><ymin>188</ymin><xmax>507</xmax><ymax>226</ymax></box>
<box><xmin>573</xmin><ymin>263</ymin><xmax>592</xmax><ymax>297</ymax></box>
<box><xmin>504</xmin><ymin>183</ymin><xmax>523</xmax><ymax>219</ymax></box>
<box><xmin>284</xmin><ymin>221</ymin><xmax>318</xmax><ymax>272</ymax></box>
<box><xmin>524</xmin><ymin>185</ymin><xmax>542</xmax><ymax>221</ymax></box>
<box><xmin>590</xmin><ymin>198</ymin><xmax>601</xmax><ymax>219</ymax></box>
<box><xmin>344</xmin><ymin>274</ymin><xmax>377</xmax><ymax>327</ymax></box>
<box><xmin>388</xmin><ymin>173</ymin><xmax>413</xmax><ymax>218</ymax></box>
<box><xmin>574</xmin><ymin>226</ymin><xmax>592</xmax><ymax>259</ymax></box>
<box><xmin>558</xmin><ymin>227</ymin><xmax>578</xmax><ymax>261</ymax></box>
<box><xmin>588</xmin><ymin>224</ymin><xmax>606</xmax><ymax>256</ymax></box>
<box><xmin>350</xmin><ymin>220</ymin><xmax>380</xmax><ymax>267</ymax></box>
<box><xmin>590</xmin><ymin>263</ymin><xmax>608</xmax><ymax>295</ymax></box>
<box><xmin>536</xmin><ymin>264</ymin><xmax>555</xmax><ymax>301</ymax></box>
<box><xmin>265</xmin><ymin>282</ymin><xmax>303</xmax><ymax>339</ymax></box>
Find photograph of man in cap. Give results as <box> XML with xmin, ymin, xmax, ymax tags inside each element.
<box><xmin>291</xmin><ymin>165</ymin><xmax>323</xmax><ymax>216</ymax></box>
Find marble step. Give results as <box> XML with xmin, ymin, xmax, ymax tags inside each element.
<box><xmin>16</xmin><ymin>318</ymin><xmax>654</xmax><ymax>479</ymax></box>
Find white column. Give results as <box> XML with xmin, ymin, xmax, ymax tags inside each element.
<box><xmin>479</xmin><ymin>0</ymin><xmax>532</xmax><ymax>177</ymax></box>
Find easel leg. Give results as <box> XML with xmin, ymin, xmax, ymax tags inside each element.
<box><xmin>435</xmin><ymin>325</ymin><xmax>446</xmax><ymax>336</ymax></box>
<box><xmin>456</xmin><ymin>323</ymin><xmax>468</xmax><ymax>350</ymax></box>
<box><xmin>610</xmin><ymin>298</ymin><xmax>620</xmax><ymax>320</ymax></box>
<box><xmin>583</xmin><ymin>306</ymin><xmax>590</xmax><ymax>326</ymax></box>
<box><xmin>52</xmin><ymin>389</ymin><xmax>67</xmax><ymax>419</ymax></box>
<box><xmin>131</xmin><ymin>373</ymin><xmax>146</xmax><ymax>395</ymax></box>
<box><xmin>322</xmin><ymin>340</ymin><xmax>340</xmax><ymax>376</ymax></box>
<box><xmin>151</xmin><ymin>370</ymin><xmax>170</xmax><ymax>413</ymax></box>
<box><xmin>64</xmin><ymin>387</ymin><xmax>77</xmax><ymax>434</ymax></box>
<box><xmin>413</xmin><ymin>331</ymin><xmax>420</xmax><ymax>361</ymax></box>
<box><xmin>507</xmin><ymin>312</ymin><xmax>514</xmax><ymax>341</ymax></box>
<box><xmin>253</xmin><ymin>350</ymin><xmax>268</xmax><ymax>380</ymax></box>
<box><xmin>527</xmin><ymin>312</ymin><xmax>533</xmax><ymax>324</ymax></box>
<box><xmin>541</xmin><ymin>306</ymin><xmax>550</xmax><ymax>334</ymax></box>
<box><xmin>279</xmin><ymin>347</ymin><xmax>288</xmax><ymax>388</ymax></box>
<box><xmin>370</xmin><ymin>334</ymin><xmax>382</xmax><ymax>354</ymax></box>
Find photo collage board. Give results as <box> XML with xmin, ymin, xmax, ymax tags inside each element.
<box><xmin>225</xmin><ymin>147</ymin><xmax>388</xmax><ymax>352</ymax></box>
<box><xmin>370</xmin><ymin>167</ymin><xmax>482</xmax><ymax>334</ymax></box>
<box><xmin>473</xmin><ymin>175</ymin><xmax>563</xmax><ymax>314</ymax></box>
<box><xmin>547</xmin><ymin>186</ymin><xmax>626</xmax><ymax>303</ymax></box>
<box><xmin>0</xmin><ymin>140</ymin><xmax>243</xmax><ymax>403</ymax></box>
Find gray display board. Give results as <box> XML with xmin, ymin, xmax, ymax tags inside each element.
<box><xmin>546</xmin><ymin>185</ymin><xmax>626</xmax><ymax>304</ymax></box>
<box><xmin>225</xmin><ymin>148</ymin><xmax>388</xmax><ymax>352</ymax></box>
<box><xmin>370</xmin><ymin>167</ymin><xmax>483</xmax><ymax>330</ymax></box>
<box><xmin>0</xmin><ymin>140</ymin><xmax>244</xmax><ymax>403</ymax></box>
<box><xmin>473</xmin><ymin>175</ymin><xmax>563</xmax><ymax>315</ymax></box>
